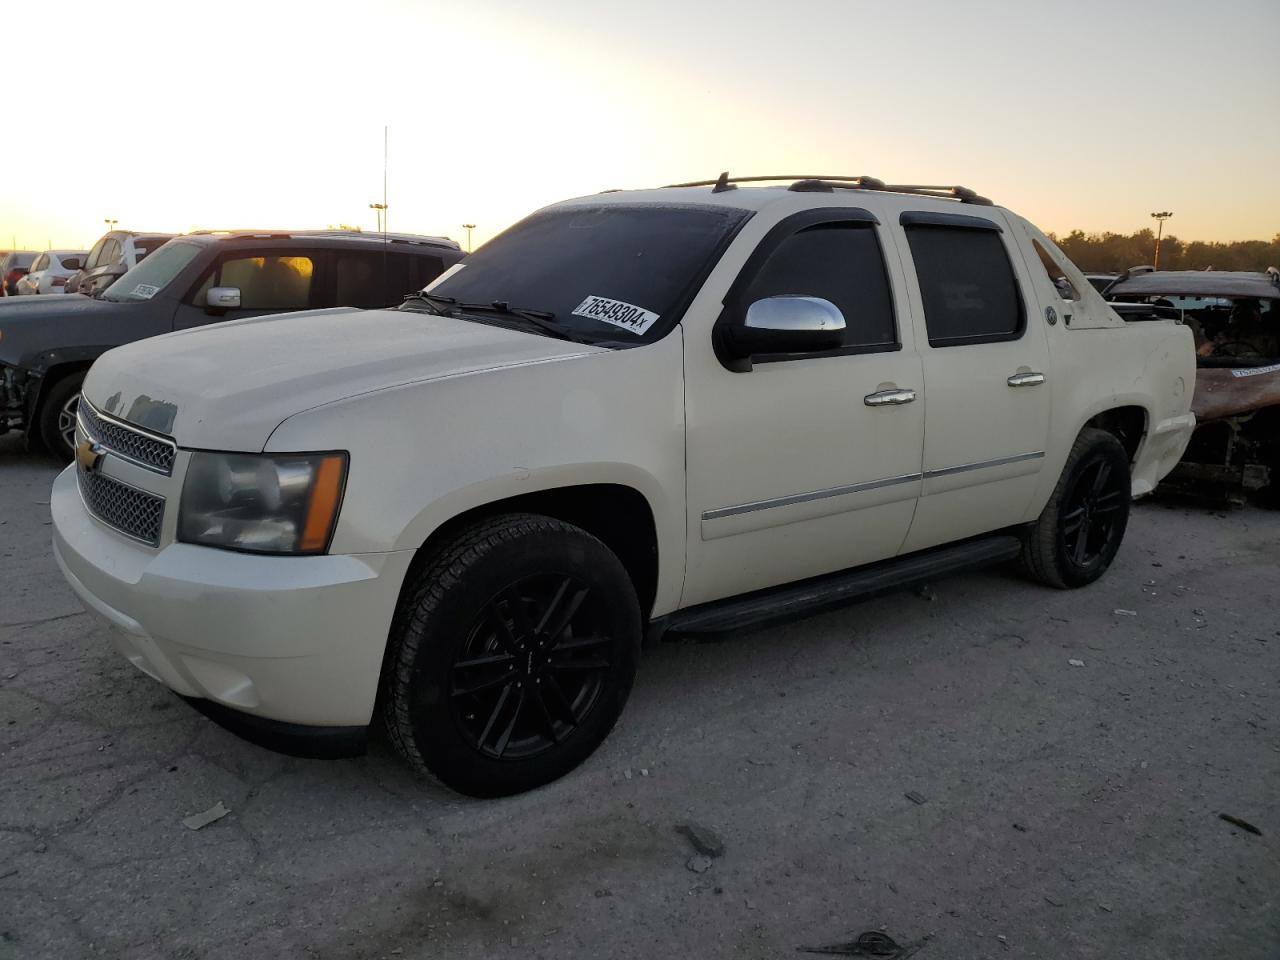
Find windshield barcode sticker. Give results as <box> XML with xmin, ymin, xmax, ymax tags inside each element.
<box><xmin>1230</xmin><ymin>363</ymin><xmax>1280</xmax><ymax>379</ymax></box>
<box><xmin>572</xmin><ymin>295</ymin><xmax>660</xmax><ymax>336</ymax></box>
<box><xmin>131</xmin><ymin>283</ymin><xmax>160</xmax><ymax>300</ymax></box>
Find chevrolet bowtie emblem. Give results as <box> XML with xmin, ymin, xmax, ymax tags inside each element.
<box><xmin>76</xmin><ymin>439</ymin><xmax>105</xmax><ymax>474</ymax></box>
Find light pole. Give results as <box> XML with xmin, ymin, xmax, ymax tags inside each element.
<box><xmin>103</xmin><ymin>218</ymin><xmax>118</xmax><ymax>232</ymax></box>
<box><xmin>368</xmin><ymin>203</ymin><xmax>387</xmax><ymax>234</ymax></box>
<box><xmin>462</xmin><ymin>223</ymin><xmax>475</xmax><ymax>253</ymax></box>
<box><xmin>1150</xmin><ymin>211</ymin><xmax>1172</xmax><ymax>269</ymax></box>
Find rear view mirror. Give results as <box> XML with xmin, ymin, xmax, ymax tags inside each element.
<box><xmin>724</xmin><ymin>295</ymin><xmax>846</xmax><ymax>369</ymax></box>
<box><xmin>207</xmin><ymin>286</ymin><xmax>241</xmax><ymax>310</ymax></box>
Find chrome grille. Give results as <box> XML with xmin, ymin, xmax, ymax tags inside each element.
<box><xmin>77</xmin><ymin>469</ymin><xmax>165</xmax><ymax>546</ymax></box>
<box><xmin>78</xmin><ymin>402</ymin><xmax>176</xmax><ymax>475</ymax></box>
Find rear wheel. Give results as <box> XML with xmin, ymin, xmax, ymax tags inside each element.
<box><xmin>382</xmin><ymin>513</ymin><xmax>641</xmax><ymax>797</ymax></box>
<box><xmin>1021</xmin><ymin>428</ymin><xmax>1131</xmax><ymax>589</ymax></box>
<box><xmin>37</xmin><ymin>373</ymin><xmax>85</xmax><ymax>462</ymax></box>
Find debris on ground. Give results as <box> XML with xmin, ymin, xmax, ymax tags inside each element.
<box><xmin>676</xmin><ymin>821</ymin><xmax>725</xmax><ymax>858</ymax></box>
<box><xmin>904</xmin><ymin>791</ymin><xmax>927</xmax><ymax>806</ymax></box>
<box><xmin>1219</xmin><ymin>813</ymin><xmax>1262</xmax><ymax>836</ymax></box>
<box><xmin>1068</xmin><ymin>659</ymin><xmax>1086</xmax><ymax>667</ymax></box>
<box><xmin>1114</xmin><ymin>609</ymin><xmax>1138</xmax><ymax>617</ymax></box>
<box><xmin>797</xmin><ymin>930</ymin><xmax>930</xmax><ymax>957</ymax></box>
<box><xmin>181</xmin><ymin>801</ymin><xmax>230</xmax><ymax>831</ymax></box>
<box><xmin>916</xmin><ymin>585</ymin><xmax>937</xmax><ymax>602</ymax></box>
<box><xmin>685</xmin><ymin>855</ymin><xmax>713</xmax><ymax>874</ymax></box>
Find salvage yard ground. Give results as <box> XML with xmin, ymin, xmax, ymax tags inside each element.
<box><xmin>1</xmin><ymin>434</ymin><xmax>1277</xmax><ymax>960</ymax></box>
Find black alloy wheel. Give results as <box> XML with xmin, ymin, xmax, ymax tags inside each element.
<box><xmin>1059</xmin><ymin>456</ymin><xmax>1128</xmax><ymax>570</ymax></box>
<box><xmin>383</xmin><ymin>513</ymin><xmax>641</xmax><ymax>797</ymax></box>
<box><xmin>1020</xmin><ymin>428</ymin><xmax>1131</xmax><ymax>589</ymax></box>
<box><xmin>451</xmin><ymin>574</ymin><xmax>614</xmax><ymax>761</ymax></box>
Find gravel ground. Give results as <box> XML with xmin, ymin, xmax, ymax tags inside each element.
<box><xmin>2</xmin><ymin>433</ymin><xmax>1277</xmax><ymax>960</ymax></box>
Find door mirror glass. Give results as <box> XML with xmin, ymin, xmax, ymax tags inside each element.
<box><xmin>207</xmin><ymin>286</ymin><xmax>242</xmax><ymax>310</ymax></box>
<box><xmin>729</xmin><ymin>295</ymin><xmax>847</xmax><ymax>359</ymax></box>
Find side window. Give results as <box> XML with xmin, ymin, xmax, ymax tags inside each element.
<box><xmin>1031</xmin><ymin>240</ymin><xmax>1079</xmax><ymax>301</ymax></box>
<box><xmin>218</xmin><ymin>255</ymin><xmax>315</xmax><ymax>310</ymax></box>
<box><xmin>85</xmin><ymin>239</ymin><xmax>106</xmax><ymax>269</ymax></box>
<box><xmin>99</xmin><ymin>239</ymin><xmax>122</xmax><ymax>267</ymax></box>
<box><xmin>334</xmin><ymin>252</ymin><xmax>446</xmax><ymax>308</ymax></box>
<box><xmin>905</xmin><ymin>225</ymin><xmax>1024</xmax><ymax>347</ymax></box>
<box><xmin>742</xmin><ymin>222</ymin><xmax>897</xmax><ymax>352</ymax></box>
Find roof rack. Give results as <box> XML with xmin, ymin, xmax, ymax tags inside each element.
<box><xmin>183</xmin><ymin>228</ymin><xmax>460</xmax><ymax>249</ymax></box>
<box><xmin>661</xmin><ymin>173</ymin><xmax>993</xmax><ymax>206</ymax></box>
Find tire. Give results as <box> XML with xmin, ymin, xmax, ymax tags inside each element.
<box><xmin>37</xmin><ymin>372</ymin><xmax>85</xmax><ymax>462</ymax></box>
<box><xmin>1020</xmin><ymin>428</ymin><xmax>1131</xmax><ymax>589</ymax></box>
<box><xmin>382</xmin><ymin>513</ymin><xmax>641</xmax><ymax>797</ymax></box>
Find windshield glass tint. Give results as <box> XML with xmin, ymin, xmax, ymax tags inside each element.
<box><xmin>103</xmin><ymin>240</ymin><xmax>203</xmax><ymax>301</ymax></box>
<box><xmin>423</xmin><ymin>203</ymin><xmax>750</xmax><ymax>343</ymax></box>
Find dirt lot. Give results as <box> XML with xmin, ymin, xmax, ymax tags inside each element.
<box><xmin>1</xmin><ymin>433</ymin><xmax>1277</xmax><ymax>960</ymax></box>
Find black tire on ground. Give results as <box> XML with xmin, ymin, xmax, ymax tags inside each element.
<box><xmin>37</xmin><ymin>372</ymin><xmax>86</xmax><ymax>462</ymax></box>
<box><xmin>1020</xmin><ymin>427</ymin><xmax>1132</xmax><ymax>589</ymax></box>
<box><xmin>382</xmin><ymin>513</ymin><xmax>641</xmax><ymax>797</ymax></box>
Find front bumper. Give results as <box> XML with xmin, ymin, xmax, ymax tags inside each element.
<box><xmin>51</xmin><ymin>465</ymin><xmax>415</xmax><ymax>727</ymax></box>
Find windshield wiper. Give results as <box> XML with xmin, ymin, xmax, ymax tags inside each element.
<box><xmin>456</xmin><ymin>300</ymin><xmax>578</xmax><ymax>342</ymax></box>
<box><xmin>400</xmin><ymin>291</ymin><xmax>457</xmax><ymax>314</ymax></box>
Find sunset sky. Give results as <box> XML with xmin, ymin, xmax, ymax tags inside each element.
<box><xmin>3</xmin><ymin>0</ymin><xmax>1277</xmax><ymax>253</ymax></box>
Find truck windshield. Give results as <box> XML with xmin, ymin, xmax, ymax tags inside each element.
<box><xmin>103</xmin><ymin>240</ymin><xmax>203</xmax><ymax>302</ymax></box>
<box><xmin>415</xmin><ymin>203</ymin><xmax>751</xmax><ymax>344</ymax></box>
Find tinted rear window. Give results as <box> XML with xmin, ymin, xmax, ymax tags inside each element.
<box><xmin>335</xmin><ymin>250</ymin><xmax>446</xmax><ymax>308</ymax></box>
<box><xmin>905</xmin><ymin>226</ymin><xmax>1024</xmax><ymax>346</ymax></box>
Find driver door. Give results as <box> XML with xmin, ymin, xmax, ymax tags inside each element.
<box><xmin>173</xmin><ymin>249</ymin><xmax>323</xmax><ymax>330</ymax></box>
<box><xmin>682</xmin><ymin>208</ymin><xmax>926</xmax><ymax>608</ymax></box>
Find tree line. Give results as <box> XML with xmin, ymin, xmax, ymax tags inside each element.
<box><xmin>1047</xmin><ymin>230</ymin><xmax>1280</xmax><ymax>274</ymax></box>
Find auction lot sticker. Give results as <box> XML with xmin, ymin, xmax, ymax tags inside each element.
<box><xmin>131</xmin><ymin>283</ymin><xmax>160</xmax><ymax>299</ymax></box>
<box><xmin>572</xmin><ymin>295</ymin><xmax>660</xmax><ymax>335</ymax></box>
<box><xmin>1230</xmin><ymin>362</ymin><xmax>1280</xmax><ymax>378</ymax></box>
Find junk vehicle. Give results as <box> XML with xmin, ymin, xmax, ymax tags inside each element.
<box><xmin>1106</xmin><ymin>268</ymin><xmax>1280</xmax><ymax>502</ymax></box>
<box><xmin>50</xmin><ymin>174</ymin><xmax>1196</xmax><ymax>796</ymax></box>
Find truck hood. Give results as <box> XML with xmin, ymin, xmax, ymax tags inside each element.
<box><xmin>83</xmin><ymin>308</ymin><xmax>605</xmax><ymax>450</ymax></box>
<box><xmin>0</xmin><ymin>295</ymin><xmax>130</xmax><ymax>363</ymax></box>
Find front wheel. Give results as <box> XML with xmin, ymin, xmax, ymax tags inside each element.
<box><xmin>382</xmin><ymin>513</ymin><xmax>641</xmax><ymax>797</ymax></box>
<box><xmin>1020</xmin><ymin>428</ymin><xmax>1131</xmax><ymax>589</ymax></box>
<box><xmin>37</xmin><ymin>373</ymin><xmax>85</xmax><ymax>462</ymax></box>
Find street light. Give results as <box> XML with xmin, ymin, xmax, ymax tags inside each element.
<box><xmin>368</xmin><ymin>203</ymin><xmax>387</xmax><ymax>234</ymax></box>
<box><xmin>462</xmin><ymin>223</ymin><xmax>475</xmax><ymax>253</ymax></box>
<box><xmin>103</xmin><ymin>218</ymin><xmax>118</xmax><ymax>231</ymax></box>
<box><xmin>1150</xmin><ymin>211</ymin><xmax>1172</xmax><ymax>270</ymax></box>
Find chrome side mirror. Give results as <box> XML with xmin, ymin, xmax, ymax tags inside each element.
<box><xmin>207</xmin><ymin>286</ymin><xmax>242</xmax><ymax>310</ymax></box>
<box><xmin>725</xmin><ymin>295</ymin><xmax>847</xmax><ymax>367</ymax></box>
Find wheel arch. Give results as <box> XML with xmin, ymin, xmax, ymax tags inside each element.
<box><xmin>1083</xmin><ymin>404</ymin><xmax>1149</xmax><ymax>465</ymax></box>
<box><xmin>400</xmin><ymin>482</ymin><xmax>663</xmax><ymax>623</ymax></box>
<box><xmin>24</xmin><ymin>359</ymin><xmax>94</xmax><ymax>438</ymax></box>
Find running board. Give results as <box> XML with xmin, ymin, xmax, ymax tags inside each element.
<box><xmin>659</xmin><ymin>534</ymin><xmax>1023</xmax><ymax>637</ymax></box>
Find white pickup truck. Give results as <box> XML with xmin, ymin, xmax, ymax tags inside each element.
<box><xmin>51</xmin><ymin>174</ymin><xmax>1196</xmax><ymax>796</ymax></box>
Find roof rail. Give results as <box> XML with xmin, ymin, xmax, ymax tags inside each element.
<box><xmin>183</xmin><ymin>228</ymin><xmax>460</xmax><ymax>249</ymax></box>
<box><xmin>661</xmin><ymin>173</ymin><xmax>993</xmax><ymax>205</ymax></box>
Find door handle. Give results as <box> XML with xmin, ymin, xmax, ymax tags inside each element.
<box><xmin>864</xmin><ymin>388</ymin><xmax>917</xmax><ymax>406</ymax></box>
<box><xmin>1007</xmin><ymin>372</ymin><xmax>1046</xmax><ymax>387</ymax></box>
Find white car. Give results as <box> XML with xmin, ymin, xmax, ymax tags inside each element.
<box><xmin>15</xmin><ymin>250</ymin><xmax>89</xmax><ymax>295</ymax></box>
<box><xmin>51</xmin><ymin>174</ymin><xmax>1197</xmax><ymax>796</ymax></box>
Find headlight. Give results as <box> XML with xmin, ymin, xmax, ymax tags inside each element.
<box><xmin>178</xmin><ymin>451</ymin><xmax>348</xmax><ymax>555</ymax></box>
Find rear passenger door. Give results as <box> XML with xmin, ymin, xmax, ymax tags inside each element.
<box><xmin>330</xmin><ymin>250</ymin><xmax>446</xmax><ymax>308</ymax></box>
<box><xmin>893</xmin><ymin>210</ymin><xmax>1052</xmax><ymax>553</ymax></box>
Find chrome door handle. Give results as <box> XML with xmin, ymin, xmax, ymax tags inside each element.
<box><xmin>1007</xmin><ymin>372</ymin><xmax>1046</xmax><ymax>387</ymax></box>
<box><xmin>864</xmin><ymin>388</ymin><xmax>917</xmax><ymax>406</ymax></box>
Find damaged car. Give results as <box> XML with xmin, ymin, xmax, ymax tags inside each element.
<box><xmin>1106</xmin><ymin>267</ymin><xmax>1280</xmax><ymax>502</ymax></box>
